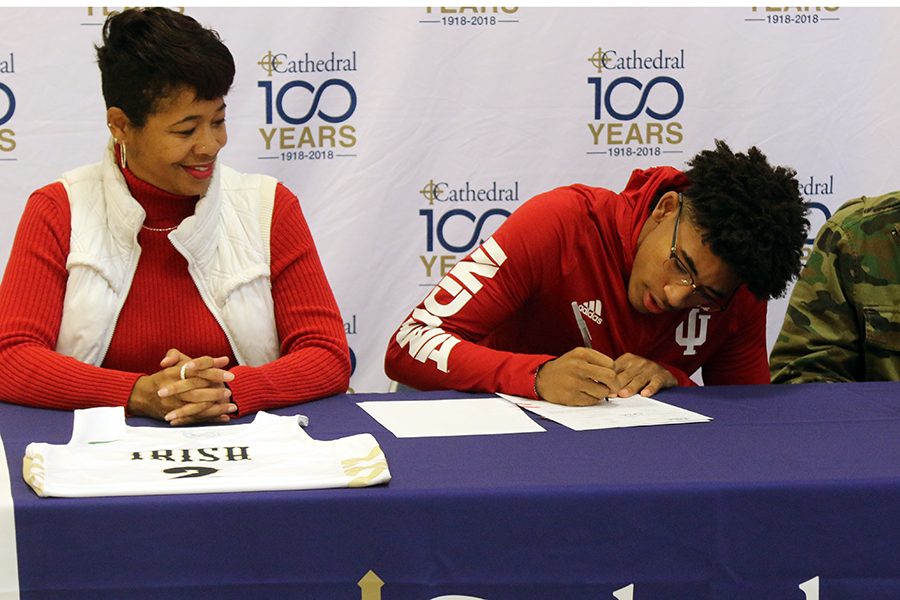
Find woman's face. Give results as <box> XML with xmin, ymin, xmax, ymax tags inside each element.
<box><xmin>112</xmin><ymin>86</ymin><xmax>228</xmax><ymax>196</ymax></box>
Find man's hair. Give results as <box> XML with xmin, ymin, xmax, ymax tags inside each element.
<box><xmin>682</xmin><ymin>139</ymin><xmax>809</xmax><ymax>300</ymax></box>
<box><xmin>95</xmin><ymin>7</ymin><xmax>235</xmax><ymax>127</ymax></box>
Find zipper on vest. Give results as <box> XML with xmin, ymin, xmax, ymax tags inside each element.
<box><xmin>97</xmin><ymin>244</ymin><xmax>142</xmax><ymax>365</ymax></box>
<box><xmin>168</xmin><ymin>235</ymin><xmax>244</xmax><ymax>365</ymax></box>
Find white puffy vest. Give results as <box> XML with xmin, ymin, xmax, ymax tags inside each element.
<box><xmin>55</xmin><ymin>140</ymin><xmax>280</xmax><ymax>367</ymax></box>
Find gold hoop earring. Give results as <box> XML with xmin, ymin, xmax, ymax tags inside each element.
<box><xmin>118</xmin><ymin>142</ymin><xmax>127</xmax><ymax>170</ymax></box>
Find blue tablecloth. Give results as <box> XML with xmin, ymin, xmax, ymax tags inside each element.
<box><xmin>2</xmin><ymin>382</ymin><xmax>899</xmax><ymax>599</ymax></box>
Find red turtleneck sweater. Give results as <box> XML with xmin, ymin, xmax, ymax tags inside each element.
<box><xmin>0</xmin><ymin>165</ymin><xmax>350</xmax><ymax>415</ymax></box>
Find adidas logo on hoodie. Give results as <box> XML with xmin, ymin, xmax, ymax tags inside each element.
<box><xmin>578</xmin><ymin>300</ymin><xmax>603</xmax><ymax>324</ymax></box>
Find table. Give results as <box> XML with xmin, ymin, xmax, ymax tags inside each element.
<box><xmin>2</xmin><ymin>382</ymin><xmax>900</xmax><ymax>599</ymax></box>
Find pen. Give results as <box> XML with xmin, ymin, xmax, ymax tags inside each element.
<box><xmin>571</xmin><ymin>301</ymin><xmax>592</xmax><ymax>349</ymax></box>
<box><xmin>572</xmin><ymin>301</ymin><xmax>612</xmax><ymax>403</ymax></box>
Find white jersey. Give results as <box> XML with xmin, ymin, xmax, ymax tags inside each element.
<box><xmin>23</xmin><ymin>407</ymin><xmax>390</xmax><ymax>498</ymax></box>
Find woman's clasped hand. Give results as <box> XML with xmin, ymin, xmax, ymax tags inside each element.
<box><xmin>127</xmin><ymin>349</ymin><xmax>237</xmax><ymax>426</ymax></box>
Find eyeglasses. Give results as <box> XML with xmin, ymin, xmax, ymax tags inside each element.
<box><xmin>663</xmin><ymin>193</ymin><xmax>732</xmax><ymax>313</ymax></box>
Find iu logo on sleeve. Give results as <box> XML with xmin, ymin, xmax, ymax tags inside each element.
<box><xmin>675</xmin><ymin>308</ymin><xmax>709</xmax><ymax>356</ymax></box>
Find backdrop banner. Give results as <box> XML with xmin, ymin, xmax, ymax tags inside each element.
<box><xmin>1</xmin><ymin>7</ymin><xmax>897</xmax><ymax>392</ymax></box>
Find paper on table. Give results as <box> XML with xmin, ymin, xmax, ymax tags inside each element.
<box><xmin>0</xmin><ymin>432</ymin><xmax>21</xmax><ymax>596</ymax></box>
<box><xmin>357</xmin><ymin>398</ymin><xmax>546</xmax><ymax>438</ymax></box>
<box><xmin>497</xmin><ymin>393</ymin><xmax>711</xmax><ymax>431</ymax></box>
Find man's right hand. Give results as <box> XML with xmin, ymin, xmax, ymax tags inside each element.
<box><xmin>534</xmin><ymin>347</ymin><xmax>620</xmax><ymax>406</ymax></box>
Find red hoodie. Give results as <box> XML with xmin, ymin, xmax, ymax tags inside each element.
<box><xmin>384</xmin><ymin>167</ymin><xmax>768</xmax><ymax>397</ymax></box>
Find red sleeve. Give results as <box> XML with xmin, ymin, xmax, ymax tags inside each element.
<box><xmin>226</xmin><ymin>183</ymin><xmax>350</xmax><ymax>414</ymax></box>
<box><xmin>384</xmin><ymin>189</ymin><xmax>583</xmax><ymax>398</ymax></box>
<box><xmin>657</xmin><ymin>363</ymin><xmax>696</xmax><ymax>387</ymax></box>
<box><xmin>0</xmin><ymin>183</ymin><xmax>141</xmax><ymax>410</ymax></box>
<box><xmin>701</xmin><ymin>292</ymin><xmax>770</xmax><ymax>385</ymax></box>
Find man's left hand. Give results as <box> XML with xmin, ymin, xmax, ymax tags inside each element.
<box><xmin>612</xmin><ymin>353</ymin><xmax>678</xmax><ymax>397</ymax></box>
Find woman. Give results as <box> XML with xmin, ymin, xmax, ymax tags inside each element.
<box><xmin>0</xmin><ymin>8</ymin><xmax>350</xmax><ymax>425</ymax></box>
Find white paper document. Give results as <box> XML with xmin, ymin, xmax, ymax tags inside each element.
<box><xmin>497</xmin><ymin>393</ymin><xmax>711</xmax><ymax>431</ymax></box>
<box><xmin>0</xmin><ymin>433</ymin><xmax>21</xmax><ymax>598</ymax></box>
<box><xmin>357</xmin><ymin>398</ymin><xmax>546</xmax><ymax>438</ymax></box>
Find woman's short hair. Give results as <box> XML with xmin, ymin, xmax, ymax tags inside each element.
<box><xmin>96</xmin><ymin>7</ymin><xmax>235</xmax><ymax>127</ymax></box>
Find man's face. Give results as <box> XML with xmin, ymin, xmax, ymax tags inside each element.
<box><xmin>628</xmin><ymin>192</ymin><xmax>740</xmax><ymax>315</ymax></box>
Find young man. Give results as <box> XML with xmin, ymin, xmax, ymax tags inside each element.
<box><xmin>770</xmin><ymin>191</ymin><xmax>900</xmax><ymax>383</ymax></box>
<box><xmin>385</xmin><ymin>141</ymin><xmax>809</xmax><ymax>405</ymax></box>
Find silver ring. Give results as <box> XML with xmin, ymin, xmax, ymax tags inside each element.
<box><xmin>180</xmin><ymin>364</ymin><xmax>189</xmax><ymax>381</ymax></box>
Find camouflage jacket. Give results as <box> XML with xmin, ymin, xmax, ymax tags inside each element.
<box><xmin>770</xmin><ymin>191</ymin><xmax>900</xmax><ymax>383</ymax></box>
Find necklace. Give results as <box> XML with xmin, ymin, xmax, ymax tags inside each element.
<box><xmin>142</xmin><ymin>224</ymin><xmax>179</xmax><ymax>232</ymax></box>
